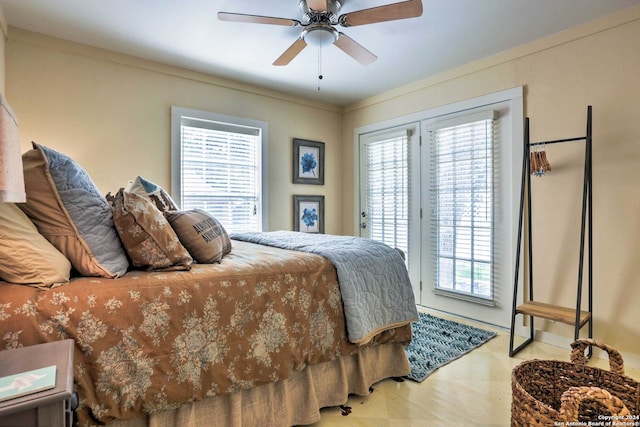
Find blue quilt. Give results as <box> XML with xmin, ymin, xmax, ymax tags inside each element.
<box><xmin>231</xmin><ymin>231</ymin><xmax>419</xmax><ymax>344</ymax></box>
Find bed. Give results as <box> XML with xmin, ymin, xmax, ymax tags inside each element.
<box><xmin>0</xmin><ymin>139</ymin><xmax>417</xmax><ymax>426</ymax></box>
<box><xmin>0</xmin><ymin>238</ymin><xmax>416</xmax><ymax>426</ymax></box>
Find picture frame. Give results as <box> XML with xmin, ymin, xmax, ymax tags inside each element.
<box><xmin>293</xmin><ymin>195</ymin><xmax>324</xmax><ymax>234</ymax></box>
<box><xmin>293</xmin><ymin>138</ymin><xmax>324</xmax><ymax>185</ymax></box>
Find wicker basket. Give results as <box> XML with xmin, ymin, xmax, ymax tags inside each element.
<box><xmin>511</xmin><ymin>339</ymin><xmax>640</xmax><ymax>426</ymax></box>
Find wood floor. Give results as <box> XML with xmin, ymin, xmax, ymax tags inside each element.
<box><xmin>307</xmin><ymin>312</ymin><xmax>640</xmax><ymax>427</ymax></box>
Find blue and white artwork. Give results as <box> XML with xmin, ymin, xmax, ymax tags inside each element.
<box><xmin>299</xmin><ymin>201</ymin><xmax>320</xmax><ymax>233</ymax></box>
<box><xmin>293</xmin><ymin>138</ymin><xmax>324</xmax><ymax>185</ymax></box>
<box><xmin>298</xmin><ymin>146</ymin><xmax>320</xmax><ymax>179</ymax></box>
<box><xmin>301</xmin><ymin>207</ymin><xmax>318</xmax><ymax>228</ymax></box>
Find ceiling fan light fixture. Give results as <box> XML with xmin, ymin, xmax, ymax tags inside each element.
<box><xmin>220</xmin><ymin>0</ymin><xmax>421</xmax><ymax>67</ymax></box>
<box><xmin>302</xmin><ymin>24</ymin><xmax>338</xmax><ymax>47</ymax></box>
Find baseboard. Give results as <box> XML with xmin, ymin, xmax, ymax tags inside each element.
<box><xmin>418</xmin><ymin>306</ymin><xmax>640</xmax><ymax>370</ymax></box>
<box><xmin>416</xmin><ymin>305</ymin><xmax>509</xmax><ymax>333</ymax></box>
<box><xmin>521</xmin><ymin>330</ymin><xmax>639</xmax><ymax>371</ymax></box>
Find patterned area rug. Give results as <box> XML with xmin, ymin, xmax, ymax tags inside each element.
<box><xmin>405</xmin><ymin>312</ymin><xmax>497</xmax><ymax>382</ymax></box>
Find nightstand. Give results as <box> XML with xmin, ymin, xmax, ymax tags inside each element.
<box><xmin>0</xmin><ymin>339</ymin><xmax>75</xmax><ymax>427</ymax></box>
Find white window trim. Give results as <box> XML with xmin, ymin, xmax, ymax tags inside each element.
<box><xmin>170</xmin><ymin>106</ymin><xmax>269</xmax><ymax>231</ymax></box>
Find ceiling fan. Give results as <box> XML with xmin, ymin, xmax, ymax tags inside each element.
<box><xmin>218</xmin><ymin>0</ymin><xmax>423</xmax><ymax>66</ymax></box>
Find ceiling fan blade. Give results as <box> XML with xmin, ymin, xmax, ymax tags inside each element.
<box><xmin>218</xmin><ymin>12</ymin><xmax>300</xmax><ymax>27</ymax></box>
<box><xmin>273</xmin><ymin>38</ymin><xmax>308</xmax><ymax>66</ymax></box>
<box><xmin>339</xmin><ymin>0</ymin><xmax>423</xmax><ymax>27</ymax></box>
<box><xmin>307</xmin><ymin>0</ymin><xmax>329</xmax><ymax>11</ymax></box>
<box><xmin>334</xmin><ymin>33</ymin><xmax>377</xmax><ymax>65</ymax></box>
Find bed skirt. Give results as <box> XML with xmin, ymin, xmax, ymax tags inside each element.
<box><xmin>110</xmin><ymin>342</ymin><xmax>409</xmax><ymax>427</ymax></box>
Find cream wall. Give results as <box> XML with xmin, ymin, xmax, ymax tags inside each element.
<box><xmin>5</xmin><ymin>28</ymin><xmax>342</xmax><ymax>234</ymax></box>
<box><xmin>342</xmin><ymin>6</ymin><xmax>640</xmax><ymax>356</ymax></box>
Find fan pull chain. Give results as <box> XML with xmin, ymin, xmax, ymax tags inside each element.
<box><xmin>317</xmin><ymin>47</ymin><xmax>323</xmax><ymax>91</ymax></box>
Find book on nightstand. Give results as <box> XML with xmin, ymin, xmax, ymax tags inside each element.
<box><xmin>0</xmin><ymin>365</ymin><xmax>57</xmax><ymax>403</ymax></box>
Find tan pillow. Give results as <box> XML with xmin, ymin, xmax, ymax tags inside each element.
<box><xmin>125</xmin><ymin>176</ymin><xmax>179</xmax><ymax>212</ymax></box>
<box><xmin>112</xmin><ymin>189</ymin><xmax>192</xmax><ymax>271</ymax></box>
<box><xmin>20</xmin><ymin>142</ymin><xmax>129</xmax><ymax>278</ymax></box>
<box><xmin>165</xmin><ymin>209</ymin><xmax>232</xmax><ymax>263</ymax></box>
<box><xmin>0</xmin><ymin>203</ymin><xmax>71</xmax><ymax>288</ymax></box>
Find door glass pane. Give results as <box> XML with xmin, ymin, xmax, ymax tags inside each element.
<box><xmin>473</xmin><ymin>262</ymin><xmax>492</xmax><ymax>297</ymax></box>
<box><xmin>455</xmin><ymin>259</ymin><xmax>472</xmax><ymax>293</ymax></box>
<box><xmin>438</xmin><ymin>257</ymin><xmax>454</xmax><ymax>290</ymax></box>
<box><xmin>363</xmin><ymin>134</ymin><xmax>409</xmax><ymax>259</ymax></box>
<box><xmin>432</xmin><ymin>118</ymin><xmax>494</xmax><ymax>300</ymax></box>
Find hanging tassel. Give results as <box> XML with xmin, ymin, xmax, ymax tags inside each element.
<box><xmin>317</xmin><ymin>47</ymin><xmax>323</xmax><ymax>91</ymax></box>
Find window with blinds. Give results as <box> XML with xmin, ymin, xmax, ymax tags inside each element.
<box><xmin>361</xmin><ymin>130</ymin><xmax>410</xmax><ymax>261</ymax></box>
<box><xmin>428</xmin><ymin>111</ymin><xmax>496</xmax><ymax>300</ymax></box>
<box><xmin>171</xmin><ymin>108</ymin><xmax>267</xmax><ymax>234</ymax></box>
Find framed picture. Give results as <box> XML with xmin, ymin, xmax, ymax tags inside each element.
<box><xmin>293</xmin><ymin>138</ymin><xmax>324</xmax><ymax>185</ymax></box>
<box><xmin>293</xmin><ymin>195</ymin><xmax>324</xmax><ymax>234</ymax></box>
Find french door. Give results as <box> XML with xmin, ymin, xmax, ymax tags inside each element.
<box><xmin>356</xmin><ymin>88</ymin><xmax>523</xmax><ymax>328</ymax></box>
<box><xmin>358</xmin><ymin>123</ymin><xmax>421</xmax><ymax>298</ymax></box>
<box><xmin>421</xmin><ymin>106</ymin><xmax>506</xmax><ymax>326</ymax></box>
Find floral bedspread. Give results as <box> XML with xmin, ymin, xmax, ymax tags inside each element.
<box><xmin>0</xmin><ymin>240</ymin><xmax>411</xmax><ymax>426</ymax></box>
<box><xmin>232</xmin><ymin>231</ymin><xmax>419</xmax><ymax>344</ymax></box>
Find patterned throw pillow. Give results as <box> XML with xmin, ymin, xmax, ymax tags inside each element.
<box><xmin>125</xmin><ymin>176</ymin><xmax>179</xmax><ymax>212</ymax></box>
<box><xmin>111</xmin><ymin>189</ymin><xmax>192</xmax><ymax>271</ymax></box>
<box><xmin>164</xmin><ymin>210</ymin><xmax>232</xmax><ymax>263</ymax></box>
<box><xmin>20</xmin><ymin>142</ymin><xmax>129</xmax><ymax>278</ymax></box>
<box><xmin>0</xmin><ymin>203</ymin><xmax>71</xmax><ymax>288</ymax></box>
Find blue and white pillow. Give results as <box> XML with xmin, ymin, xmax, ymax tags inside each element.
<box><xmin>20</xmin><ymin>142</ymin><xmax>129</xmax><ymax>278</ymax></box>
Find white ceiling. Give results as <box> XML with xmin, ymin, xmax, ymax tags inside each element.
<box><xmin>2</xmin><ymin>0</ymin><xmax>639</xmax><ymax>106</ymax></box>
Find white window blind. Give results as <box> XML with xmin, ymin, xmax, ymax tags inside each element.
<box><xmin>363</xmin><ymin>130</ymin><xmax>410</xmax><ymax>259</ymax></box>
<box><xmin>179</xmin><ymin>117</ymin><xmax>262</xmax><ymax>233</ymax></box>
<box><xmin>429</xmin><ymin>111</ymin><xmax>496</xmax><ymax>300</ymax></box>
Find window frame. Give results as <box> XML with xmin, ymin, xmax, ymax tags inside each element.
<box><xmin>170</xmin><ymin>106</ymin><xmax>269</xmax><ymax>232</ymax></box>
